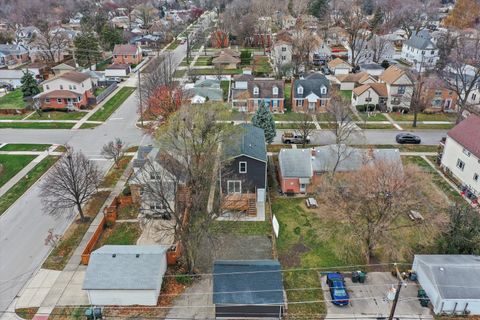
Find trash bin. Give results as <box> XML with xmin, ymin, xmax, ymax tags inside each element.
<box><xmin>85</xmin><ymin>307</ymin><xmax>102</xmax><ymax>320</ymax></box>
<box><xmin>420</xmin><ymin>297</ymin><xmax>429</xmax><ymax>307</ymax></box>
<box><xmin>409</xmin><ymin>272</ymin><xmax>417</xmax><ymax>281</ymax></box>
<box><xmin>417</xmin><ymin>289</ymin><xmax>426</xmax><ymax>298</ymax></box>
<box><xmin>358</xmin><ymin>271</ymin><xmax>366</xmax><ymax>283</ymax></box>
<box><xmin>351</xmin><ymin>271</ymin><xmax>359</xmax><ymax>283</ymax></box>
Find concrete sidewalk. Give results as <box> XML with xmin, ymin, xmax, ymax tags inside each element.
<box><xmin>383</xmin><ymin>113</ymin><xmax>403</xmax><ymax>130</ymax></box>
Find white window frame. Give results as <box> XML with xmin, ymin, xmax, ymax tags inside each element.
<box><xmin>463</xmin><ymin>148</ymin><xmax>471</xmax><ymax>157</ymax></box>
<box><xmin>297</xmin><ymin>85</ymin><xmax>303</xmax><ymax>95</ymax></box>
<box><xmin>456</xmin><ymin>159</ymin><xmax>465</xmax><ymax>171</ymax></box>
<box><xmin>227</xmin><ymin>180</ymin><xmax>242</xmax><ymax>194</ymax></box>
<box><xmin>253</xmin><ymin>86</ymin><xmax>259</xmax><ymax>95</ymax></box>
<box><xmin>59</xmin><ymin>85</ymin><xmax>63</xmax><ymax>90</ymax></box>
<box><xmin>45</xmin><ymin>98</ymin><xmax>50</xmax><ymax>103</ymax></box>
<box><xmin>239</xmin><ymin>161</ymin><xmax>247</xmax><ymax>173</ymax></box>
<box><xmin>320</xmin><ymin>86</ymin><xmax>327</xmax><ymax>95</ymax></box>
<box><xmin>56</xmin><ymin>98</ymin><xmax>62</xmax><ymax>103</ymax></box>
<box><xmin>272</xmin><ymin>86</ymin><xmax>278</xmax><ymax>95</ymax></box>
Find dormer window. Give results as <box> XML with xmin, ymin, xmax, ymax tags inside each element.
<box><xmin>253</xmin><ymin>86</ymin><xmax>259</xmax><ymax>95</ymax></box>
<box><xmin>297</xmin><ymin>85</ymin><xmax>303</xmax><ymax>95</ymax></box>
<box><xmin>320</xmin><ymin>86</ymin><xmax>327</xmax><ymax>95</ymax></box>
<box><xmin>272</xmin><ymin>86</ymin><xmax>278</xmax><ymax>96</ymax></box>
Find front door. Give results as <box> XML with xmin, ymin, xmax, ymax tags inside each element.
<box><xmin>300</xmin><ymin>183</ymin><xmax>307</xmax><ymax>193</ymax></box>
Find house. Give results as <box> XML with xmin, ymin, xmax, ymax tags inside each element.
<box><xmin>105</xmin><ymin>64</ymin><xmax>131</xmax><ymax>78</ymax></box>
<box><xmin>212</xmin><ymin>51</ymin><xmax>240</xmax><ymax>70</ymax></box>
<box><xmin>0</xmin><ymin>44</ymin><xmax>29</xmax><ymax>67</ymax></box>
<box><xmin>349</xmin><ymin>35</ymin><xmax>395</xmax><ymax>66</ymax></box>
<box><xmin>0</xmin><ymin>69</ymin><xmax>39</xmax><ymax>88</ymax></box>
<box><xmin>278</xmin><ymin>146</ymin><xmax>401</xmax><ymax>194</ymax></box>
<box><xmin>401</xmin><ymin>30</ymin><xmax>439</xmax><ymax>72</ymax></box>
<box><xmin>272</xmin><ymin>39</ymin><xmax>292</xmax><ymax>66</ymax></box>
<box><xmin>112</xmin><ymin>44</ymin><xmax>142</xmax><ymax>65</ymax></box>
<box><xmin>352</xmin><ymin>83</ymin><xmax>388</xmax><ymax>110</ymax></box>
<box><xmin>83</xmin><ymin>245</ymin><xmax>169</xmax><ymax>306</ymax></box>
<box><xmin>440</xmin><ymin>114</ymin><xmax>480</xmax><ymax>196</ymax></box>
<box><xmin>34</xmin><ymin>71</ymin><xmax>93</xmax><ymax>110</ymax></box>
<box><xmin>378</xmin><ymin>65</ymin><xmax>414</xmax><ymax>111</ymax></box>
<box><xmin>313</xmin><ymin>40</ymin><xmax>332</xmax><ymax>66</ymax></box>
<box><xmin>231</xmin><ymin>72</ymin><xmax>254</xmax><ymax>112</ymax></box>
<box><xmin>221</xmin><ymin>124</ymin><xmax>267</xmax><ymax>218</ymax></box>
<box><xmin>213</xmin><ymin>260</ymin><xmax>284</xmax><ymax>319</ymax></box>
<box><xmin>421</xmin><ymin>75</ymin><xmax>458</xmax><ymax>113</ymax></box>
<box><xmin>247</xmin><ymin>79</ymin><xmax>285</xmax><ymax>113</ymax></box>
<box><xmin>292</xmin><ymin>73</ymin><xmax>330</xmax><ymax>112</ymax></box>
<box><xmin>82</xmin><ymin>70</ymin><xmax>106</xmax><ymax>86</ymax></box>
<box><xmin>359</xmin><ymin>63</ymin><xmax>385</xmax><ymax>76</ymax></box>
<box><xmin>185</xmin><ymin>79</ymin><xmax>223</xmax><ymax>104</ymax></box>
<box><xmin>52</xmin><ymin>63</ymin><xmax>77</xmax><ymax>76</ymax></box>
<box><xmin>336</xmin><ymin>71</ymin><xmax>376</xmax><ymax>90</ymax></box>
<box><xmin>327</xmin><ymin>58</ymin><xmax>351</xmax><ymax>75</ymax></box>
<box><xmin>412</xmin><ymin>255</ymin><xmax>480</xmax><ymax>315</ymax></box>
<box><xmin>15</xmin><ymin>26</ymin><xmax>40</xmax><ymax>45</ymax></box>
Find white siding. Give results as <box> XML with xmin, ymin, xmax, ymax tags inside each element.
<box><xmin>441</xmin><ymin>137</ymin><xmax>480</xmax><ymax>195</ymax></box>
<box><xmin>352</xmin><ymin>89</ymin><xmax>380</xmax><ymax>106</ymax></box>
<box><xmin>340</xmin><ymin>82</ymin><xmax>355</xmax><ymax>90</ymax></box>
<box><xmin>105</xmin><ymin>68</ymin><xmax>129</xmax><ymax>77</ymax></box>
<box><xmin>88</xmin><ymin>289</ymin><xmax>157</xmax><ymax>306</ymax></box>
<box><xmin>333</xmin><ymin>67</ymin><xmax>349</xmax><ymax>75</ymax></box>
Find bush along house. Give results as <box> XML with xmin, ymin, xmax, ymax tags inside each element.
<box><xmin>33</xmin><ymin>71</ymin><xmax>94</xmax><ymax>110</ymax></box>
<box><xmin>220</xmin><ymin>124</ymin><xmax>267</xmax><ymax>219</ymax></box>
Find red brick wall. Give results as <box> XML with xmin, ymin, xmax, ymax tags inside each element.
<box><xmin>292</xmin><ymin>98</ymin><xmax>328</xmax><ymax>113</ymax></box>
<box><xmin>41</xmin><ymin>90</ymin><xmax>92</xmax><ymax>109</ymax></box>
<box><xmin>280</xmin><ymin>176</ymin><xmax>301</xmax><ymax>193</ymax></box>
<box><xmin>247</xmin><ymin>99</ymin><xmax>284</xmax><ymax>113</ymax></box>
<box><xmin>113</xmin><ymin>54</ymin><xmax>142</xmax><ymax>65</ymax></box>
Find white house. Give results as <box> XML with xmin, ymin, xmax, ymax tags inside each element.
<box><xmin>105</xmin><ymin>64</ymin><xmax>131</xmax><ymax>78</ymax></box>
<box><xmin>327</xmin><ymin>58</ymin><xmax>351</xmax><ymax>75</ymax></box>
<box><xmin>412</xmin><ymin>255</ymin><xmax>480</xmax><ymax>315</ymax></box>
<box><xmin>272</xmin><ymin>40</ymin><xmax>292</xmax><ymax>66</ymax></box>
<box><xmin>378</xmin><ymin>65</ymin><xmax>413</xmax><ymax>111</ymax></box>
<box><xmin>401</xmin><ymin>30</ymin><xmax>439</xmax><ymax>72</ymax></box>
<box><xmin>351</xmin><ymin>83</ymin><xmax>388</xmax><ymax>109</ymax></box>
<box><xmin>0</xmin><ymin>69</ymin><xmax>39</xmax><ymax>88</ymax></box>
<box><xmin>83</xmin><ymin>245</ymin><xmax>169</xmax><ymax>306</ymax></box>
<box><xmin>440</xmin><ymin>114</ymin><xmax>480</xmax><ymax>196</ymax></box>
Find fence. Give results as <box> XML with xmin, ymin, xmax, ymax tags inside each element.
<box><xmin>95</xmin><ymin>82</ymin><xmax>118</xmax><ymax>104</ymax></box>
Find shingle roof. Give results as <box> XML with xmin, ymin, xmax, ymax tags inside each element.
<box><xmin>328</xmin><ymin>58</ymin><xmax>351</xmax><ymax>69</ymax></box>
<box><xmin>113</xmin><ymin>44</ymin><xmax>139</xmax><ymax>55</ymax></box>
<box><xmin>212</xmin><ymin>52</ymin><xmax>241</xmax><ymax>64</ymax></box>
<box><xmin>248</xmin><ymin>79</ymin><xmax>284</xmax><ymax>99</ymax></box>
<box><xmin>293</xmin><ymin>73</ymin><xmax>330</xmax><ymax>99</ymax></box>
<box><xmin>336</xmin><ymin>72</ymin><xmax>370</xmax><ymax>83</ymax></box>
<box><xmin>0</xmin><ymin>44</ymin><xmax>28</xmax><ymax>55</ymax></box>
<box><xmin>213</xmin><ymin>48</ymin><xmax>240</xmax><ymax>58</ymax></box>
<box><xmin>414</xmin><ymin>255</ymin><xmax>480</xmax><ymax>300</ymax></box>
<box><xmin>83</xmin><ymin>245</ymin><xmax>169</xmax><ymax>290</ymax></box>
<box><xmin>353</xmin><ymin>83</ymin><xmax>388</xmax><ymax>97</ymax></box>
<box><xmin>379</xmin><ymin>65</ymin><xmax>407</xmax><ymax>84</ymax></box>
<box><xmin>404</xmin><ymin>30</ymin><xmax>436</xmax><ymax>50</ymax></box>
<box><xmin>60</xmin><ymin>71</ymin><xmax>90</xmax><ymax>83</ymax></box>
<box><xmin>106</xmin><ymin>63</ymin><xmax>131</xmax><ymax>70</ymax></box>
<box><xmin>52</xmin><ymin>63</ymin><xmax>76</xmax><ymax>71</ymax></box>
<box><xmin>37</xmin><ymin>90</ymin><xmax>80</xmax><ymax>99</ymax></box>
<box><xmin>447</xmin><ymin>114</ymin><xmax>480</xmax><ymax>159</ymax></box>
<box><xmin>278</xmin><ymin>148</ymin><xmax>312</xmax><ymax>178</ymax></box>
<box><xmin>213</xmin><ymin>260</ymin><xmax>284</xmax><ymax>305</ymax></box>
<box><xmin>224</xmin><ymin>124</ymin><xmax>267</xmax><ymax>162</ymax></box>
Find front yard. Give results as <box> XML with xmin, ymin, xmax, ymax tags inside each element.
<box><xmin>28</xmin><ymin>111</ymin><xmax>86</xmax><ymax>121</ymax></box>
<box><xmin>389</xmin><ymin>112</ymin><xmax>457</xmax><ymax>122</ymax></box>
<box><xmin>0</xmin><ymin>89</ymin><xmax>26</xmax><ymax>109</ymax></box>
<box><xmin>0</xmin><ymin>155</ymin><xmax>36</xmax><ymax>188</ymax></box>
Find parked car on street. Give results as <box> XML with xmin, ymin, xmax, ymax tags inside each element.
<box><xmin>326</xmin><ymin>273</ymin><xmax>349</xmax><ymax>306</ymax></box>
<box><xmin>396</xmin><ymin>133</ymin><xmax>421</xmax><ymax>144</ymax></box>
<box><xmin>282</xmin><ymin>132</ymin><xmax>311</xmax><ymax>144</ymax></box>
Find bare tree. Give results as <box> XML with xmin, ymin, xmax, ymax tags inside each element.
<box><xmin>40</xmin><ymin>148</ymin><xmax>101</xmax><ymax>221</ymax></box>
<box><xmin>320</xmin><ymin>160</ymin><xmax>433</xmax><ymax>263</ymax></box>
<box><xmin>296</xmin><ymin>112</ymin><xmax>316</xmax><ymax>147</ymax></box>
<box><xmin>140</xmin><ymin>53</ymin><xmax>175</xmax><ymax>103</ymax></box>
<box><xmin>101</xmin><ymin>138</ymin><xmax>126</xmax><ymax>168</ymax></box>
<box><xmin>31</xmin><ymin>22</ymin><xmax>70</xmax><ymax>65</ymax></box>
<box><xmin>407</xmin><ymin>68</ymin><xmax>428</xmax><ymax>128</ymax></box>
<box><xmin>291</xmin><ymin>29</ymin><xmax>320</xmax><ymax>71</ymax></box>
<box><xmin>370</xmin><ymin>35</ymin><xmax>391</xmax><ymax>64</ymax></box>
<box><xmin>339</xmin><ymin>2</ymin><xmax>371</xmax><ymax>68</ymax></box>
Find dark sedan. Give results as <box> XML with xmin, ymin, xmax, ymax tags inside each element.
<box><xmin>396</xmin><ymin>133</ymin><xmax>421</xmax><ymax>144</ymax></box>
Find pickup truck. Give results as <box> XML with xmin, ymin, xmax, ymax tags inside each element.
<box><xmin>281</xmin><ymin>132</ymin><xmax>310</xmax><ymax>144</ymax></box>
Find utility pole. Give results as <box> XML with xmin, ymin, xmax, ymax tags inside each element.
<box><xmin>138</xmin><ymin>69</ymin><xmax>143</xmax><ymax>127</ymax></box>
<box><xmin>388</xmin><ymin>263</ymin><xmax>405</xmax><ymax>320</ymax></box>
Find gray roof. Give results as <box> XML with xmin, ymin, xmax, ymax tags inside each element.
<box><xmin>213</xmin><ymin>260</ymin><xmax>284</xmax><ymax>305</ymax></box>
<box><xmin>191</xmin><ymin>87</ymin><xmax>223</xmax><ymax>101</ymax></box>
<box><xmin>293</xmin><ymin>73</ymin><xmax>330</xmax><ymax>99</ymax></box>
<box><xmin>360</xmin><ymin>63</ymin><xmax>384</xmax><ymax>70</ymax></box>
<box><xmin>224</xmin><ymin>124</ymin><xmax>267</xmax><ymax>162</ymax></box>
<box><xmin>83</xmin><ymin>245</ymin><xmax>169</xmax><ymax>290</ymax></box>
<box><xmin>414</xmin><ymin>255</ymin><xmax>480</xmax><ymax>300</ymax></box>
<box><xmin>278</xmin><ymin>148</ymin><xmax>313</xmax><ymax>178</ymax></box>
<box><xmin>404</xmin><ymin>30</ymin><xmax>436</xmax><ymax>50</ymax></box>
<box><xmin>0</xmin><ymin>44</ymin><xmax>28</xmax><ymax>55</ymax></box>
<box><xmin>194</xmin><ymin>79</ymin><xmax>220</xmax><ymax>89</ymax></box>
<box><xmin>248</xmin><ymin>80</ymin><xmax>284</xmax><ymax>99</ymax></box>
<box><xmin>133</xmin><ymin>145</ymin><xmax>155</xmax><ymax>167</ymax></box>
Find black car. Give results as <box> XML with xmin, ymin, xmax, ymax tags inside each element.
<box><xmin>396</xmin><ymin>133</ymin><xmax>421</xmax><ymax>144</ymax></box>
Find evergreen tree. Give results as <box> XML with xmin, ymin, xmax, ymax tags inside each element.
<box><xmin>361</xmin><ymin>0</ymin><xmax>374</xmax><ymax>15</ymax></box>
<box><xmin>252</xmin><ymin>103</ymin><xmax>276</xmax><ymax>144</ymax></box>
<box><xmin>74</xmin><ymin>32</ymin><xmax>101</xmax><ymax>69</ymax></box>
<box><xmin>20</xmin><ymin>70</ymin><xmax>40</xmax><ymax>97</ymax></box>
<box><xmin>369</xmin><ymin>8</ymin><xmax>384</xmax><ymax>32</ymax></box>
<box><xmin>309</xmin><ymin>0</ymin><xmax>330</xmax><ymax>19</ymax></box>
<box><xmin>100</xmin><ymin>25</ymin><xmax>123</xmax><ymax>51</ymax></box>
<box><xmin>438</xmin><ymin>205</ymin><xmax>480</xmax><ymax>255</ymax></box>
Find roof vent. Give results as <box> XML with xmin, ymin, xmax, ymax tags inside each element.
<box><xmin>112</xmin><ymin>254</ymin><xmax>116</xmax><ymax>258</ymax></box>
<box><xmin>136</xmin><ymin>254</ymin><xmax>140</xmax><ymax>258</ymax></box>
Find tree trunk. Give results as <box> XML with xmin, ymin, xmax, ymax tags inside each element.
<box><xmin>413</xmin><ymin>110</ymin><xmax>418</xmax><ymax>128</ymax></box>
<box><xmin>77</xmin><ymin>203</ymin><xmax>86</xmax><ymax>221</ymax></box>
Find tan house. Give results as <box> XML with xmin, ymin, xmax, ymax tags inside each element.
<box><xmin>336</xmin><ymin>71</ymin><xmax>376</xmax><ymax>90</ymax></box>
<box><xmin>378</xmin><ymin>65</ymin><xmax>413</xmax><ymax>111</ymax></box>
<box><xmin>352</xmin><ymin>83</ymin><xmax>388</xmax><ymax>109</ymax></box>
<box><xmin>212</xmin><ymin>51</ymin><xmax>241</xmax><ymax>69</ymax></box>
<box><xmin>327</xmin><ymin>58</ymin><xmax>351</xmax><ymax>75</ymax></box>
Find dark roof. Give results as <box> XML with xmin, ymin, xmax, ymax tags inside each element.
<box><xmin>133</xmin><ymin>145</ymin><xmax>154</xmax><ymax>167</ymax></box>
<box><xmin>248</xmin><ymin>79</ymin><xmax>284</xmax><ymax>99</ymax></box>
<box><xmin>233</xmin><ymin>73</ymin><xmax>254</xmax><ymax>82</ymax></box>
<box><xmin>107</xmin><ymin>63</ymin><xmax>131</xmax><ymax>70</ymax></box>
<box><xmin>447</xmin><ymin>114</ymin><xmax>480</xmax><ymax>159</ymax></box>
<box><xmin>293</xmin><ymin>73</ymin><xmax>330</xmax><ymax>99</ymax></box>
<box><xmin>404</xmin><ymin>30</ymin><xmax>436</xmax><ymax>50</ymax></box>
<box><xmin>113</xmin><ymin>44</ymin><xmax>139</xmax><ymax>55</ymax></box>
<box><xmin>213</xmin><ymin>260</ymin><xmax>284</xmax><ymax>305</ymax></box>
<box><xmin>224</xmin><ymin>124</ymin><xmax>267</xmax><ymax>162</ymax></box>
<box><xmin>60</xmin><ymin>71</ymin><xmax>90</xmax><ymax>83</ymax></box>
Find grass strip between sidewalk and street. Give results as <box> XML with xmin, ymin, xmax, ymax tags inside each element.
<box><xmin>0</xmin><ymin>156</ymin><xmax>58</xmax><ymax>216</ymax></box>
<box><xmin>88</xmin><ymin>87</ymin><xmax>136</xmax><ymax>122</ymax></box>
<box><xmin>0</xmin><ymin>144</ymin><xmax>51</xmax><ymax>151</ymax></box>
<box><xmin>0</xmin><ymin>122</ymin><xmax>75</xmax><ymax>129</ymax></box>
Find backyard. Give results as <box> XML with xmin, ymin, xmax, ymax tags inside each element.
<box><xmin>0</xmin><ymin>89</ymin><xmax>26</xmax><ymax>109</ymax></box>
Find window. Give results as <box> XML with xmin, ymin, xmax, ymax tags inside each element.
<box><xmin>282</xmin><ymin>47</ymin><xmax>287</xmax><ymax>52</ymax></box>
<box><xmin>463</xmin><ymin>148</ymin><xmax>471</xmax><ymax>157</ymax></box>
<box><xmin>281</xmin><ymin>56</ymin><xmax>286</xmax><ymax>61</ymax></box>
<box><xmin>59</xmin><ymin>85</ymin><xmax>63</xmax><ymax>90</ymax></box>
<box><xmin>473</xmin><ymin>93</ymin><xmax>477</xmax><ymax>101</ymax></box>
<box><xmin>150</xmin><ymin>172</ymin><xmax>157</xmax><ymax>180</ymax></box>
<box><xmin>297</xmin><ymin>85</ymin><xmax>303</xmax><ymax>95</ymax></box>
<box><xmin>239</xmin><ymin>161</ymin><xmax>247</xmax><ymax>173</ymax></box>
<box><xmin>365</xmin><ymin>97</ymin><xmax>372</xmax><ymax>102</ymax></box>
<box><xmin>253</xmin><ymin>86</ymin><xmax>259</xmax><ymax>95</ymax></box>
<box><xmin>422</xmin><ymin>51</ymin><xmax>425</xmax><ymax>55</ymax></box>
<box><xmin>114</xmin><ymin>55</ymin><xmax>117</xmax><ymax>58</ymax></box>
<box><xmin>398</xmin><ymin>86</ymin><xmax>406</xmax><ymax>95</ymax></box>
<box><xmin>149</xmin><ymin>203</ymin><xmax>164</xmax><ymax>210</ymax></box>
<box><xmin>272</xmin><ymin>99</ymin><xmax>278</xmax><ymax>108</ymax></box>
<box><xmin>456</xmin><ymin>159</ymin><xmax>465</xmax><ymax>171</ymax></box>
<box><xmin>474</xmin><ymin>173</ymin><xmax>479</xmax><ymax>182</ymax></box>
<box><xmin>296</xmin><ymin>99</ymin><xmax>303</xmax><ymax>107</ymax></box>
<box><xmin>431</xmin><ymin>50</ymin><xmax>435</xmax><ymax>55</ymax></box>
<box><xmin>45</xmin><ymin>98</ymin><xmax>50</xmax><ymax>103</ymax></box>
<box><xmin>133</xmin><ymin>55</ymin><xmax>136</xmax><ymax>59</ymax></box>
<box><xmin>124</xmin><ymin>55</ymin><xmax>127</xmax><ymax>58</ymax></box>
<box><xmin>73</xmin><ymin>85</ymin><xmax>76</xmax><ymax>90</ymax></box>
<box><xmin>272</xmin><ymin>86</ymin><xmax>278</xmax><ymax>95</ymax></box>
<box><xmin>69</xmin><ymin>85</ymin><xmax>73</xmax><ymax>90</ymax></box>
<box><xmin>227</xmin><ymin>180</ymin><xmax>241</xmax><ymax>194</ymax></box>
<box><xmin>320</xmin><ymin>86</ymin><xmax>327</xmax><ymax>95</ymax></box>
<box><xmin>46</xmin><ymin>85</ymin><xmax>49</xmax><ymax>90</ymax></box>
<box><xmin>435</xmin><ymin>90</ymin><xmax>442</xmax><ymax>96</ymax></box>
<box><xmin>57</xmin><ymin>98</ymin><xmax>62</xmax><ymax>103</ymax></box>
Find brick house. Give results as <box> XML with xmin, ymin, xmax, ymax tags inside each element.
<box><xmin>212</xmin><ymin>50</ymin><xmax>240</xmax><ymax>69</ymax></box>
<box><xmin>34</xmin><ymin>71</ymin><xmax>93</xmax><ymax>110</ymax></box>
<box><xmin>292</xmin><ymin>73</ymin><xmax>330</xmax><ymax>113</ymax></box>
<box><xmin>0</xmin><ymin>44</ymin><xmax>29</xmax><ymax>67</ymax></box>
<box><xmin>112</xmin><ymin>44</ymin><xmax>142</xmax><ymax>65</ymax></box>
<box><xmin>231</xmin><ymin>75</ymin><xmax>284</xmax><ymax>113</ymax></box>
<box><xmin>421</xmin><ymin>75</ymin><xmax>458</xmax><ymax>113</ymax></box>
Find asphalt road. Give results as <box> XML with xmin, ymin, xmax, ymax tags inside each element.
<box><xmin>0</xmin><ymin>42</ymin><xmax>186</xmax><ymax>312</ymax></box>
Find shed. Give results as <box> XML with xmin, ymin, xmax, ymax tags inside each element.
<box><xmin>83</xmin><ymin>245</ymin><xmax>169</xmax><ymax>306</ymax></box>
<box><xmin>105</xmin><ymin>64</ymin><xmax>131</xmax><ymax>78</ymax></box>
<box><xmin>213</xmin><ymin>260</ymin><xmax>284</xmax><ymax>319</ymax></box>
<box><xmin>412</xmin><ymin>255</ymin><xmax>480</xmax><ymax>315</ymax></box>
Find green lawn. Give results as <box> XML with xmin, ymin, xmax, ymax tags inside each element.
<box><xmin>401</xmin><ymin>123</ymin><xmax>455</xmax><ymax>130</ymax></box>
<box><xmin>220</xmin><ymin>80</ymin><xmax>230</xmax><ymax>101</ymax></box>
<box><xmin>79</xmin><ymin>123</ymin><xmax>100</xmax><ymax>129</ymax></box>
<box><xmin>253</xmin><ymin>56</ymin><xmax>272</xmax><ymax>74</ymax></box>
<box><xmin>0</xmin><ymin>144</ymin><xmax>50</xmax><ymax>151</ymax></box>
<box><xmin>0</xmin><ymin>113</ymin><xmax>29</xmax><ymax>120</ymax></box>
<box><xmin>284</xmin><ymin>82</ymin><xmax>292</xmax><ymax>111</ymax></box>
<box><xmin>0</xmin><ymin>89</ymin><xmax>26</xmax><ymax>109</ymax></box>
<box><xmin>273</xmin><ymin>113</ymin><xmax>312</xmax><ymax>121</ymax></box>
<box><xmin>0</xmin><ymin>122</ymin><xmax>74</xmax><ymax>129</ymax></box>
<box><xmin>94</xmin><ymin>87</ymin><xmax>106</xmax><ymax>97</ymax></box>
<box><xmin>359</xmin><ymin>112</ymin><xmax>388</xmax><ymax>121</ymax></box>
<box><xmin>89</xmin><ymin>87</ymin><xmax>136</xmax><ymax>122</ymax></box>
<box><xmin>390</xmin><ymin>113</ymin><xmax>456</xmax><ymax>122</ymax></box>
<box><xmin>339</xmin><ymin>90</ymin><xmax>352</xmax><ymax>101</ymax></box>
<box><xmin>357</xmin><ymin>123</ymin><xmax>394</xmax><ymax>129</ymax></box>
<box><xmin>224</xmin><ymin>110</ymin><xmax>252</xmax><ymax>121</ymax></box>
<box><xmin>94</xmin><ymin>222</ymin><xmax>142</xmax><ymax>248</ymax></box>
<box><xmin>28</xmin><ymin>111</ymin><xmax>86</xmax><ymax>121</ymax></box>
<box><xmin>194</xmin><ymin>56</ymin><xmax>212</xmax><ymax>66</ymax></box>
<box><xmin>0</xmin><ymin>156</ymin><xmax>58</xmax><ymax>216</ymax></box>
<box><xmin>0</xmin><ymin>155</ymin><xmax>36</xmax><ymax>188</ymax></box>
<box><xmin>213</xmin><ymin>221</ymin><xmax>272</xmax><ymax>236</ymax></box>
<box><xmin>166</xmin><ymin>40</ymin><xmax>180</xmax><ymax>50</ymax></box>
<box><xmin>276</xmin><ymin>123</ymin><xmax>316</xmax><ymax>130</ymax></box>
<box><xmin>190</xmin><ymin>68</ymin><xmax>243</xmax><ymax>76</ymax></box>
<box><xmin>273</xmin><ymin>198</ymin><xmax>343</xmax><ymax>316</ymax></box>
<box><xmin>173</xmin><ymin>69</ymin><xmax>187</xmax><ymax>78</ymax></box>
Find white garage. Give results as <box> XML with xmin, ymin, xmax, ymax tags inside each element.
<box><xmin>83</xmin><ymin>245</ymin><xmax>169</xmax><ymax>306</ymax></box>
<box><xmin>413</xmin><ymin>255</ymin><xmax>480</xmax><ymax>315</ymax></box>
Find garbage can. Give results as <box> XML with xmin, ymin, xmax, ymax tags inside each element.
<box><xmin>85</xmin><ymin>307</ymin><xmax>102</xmax><ymax>320</ymax></box>
<box><xmin>409</xmin><ymin>272</ymin><xmax>417</xmax><ymax>281</ymax></box>
<box><xmin>358</xmin><ymin>271</ymin><xmax>366</xmax><ymax>283</ymax></box>
<box><xmin>417</xmin><ymin>289</ymin><xmax>426</xmax><ymax>298</ymax></box>
<box><xmin>351</xmin><ymin>271</ymin><xmax>359</xmax><ymax>283</ymax></box>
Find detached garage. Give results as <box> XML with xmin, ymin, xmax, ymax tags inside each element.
<box><xmin>413</xmin><ymin>255</ymin><xmax>480</xmax><ymax>315</ymax></box>
<box><xmin>83</xmin><ymin>245</ymin><xmax>169</xmax><ymax>306</ymax></box>
<box><xmin>213</xmin><ymin>260</ymin><xmax>285</xmax><ymax>319</ymax></box>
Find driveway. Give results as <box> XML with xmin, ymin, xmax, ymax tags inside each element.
<box><xmin>322</xmin><ymin>272</ymin><xmax>433</xmax><ymax>320</ymax></box>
